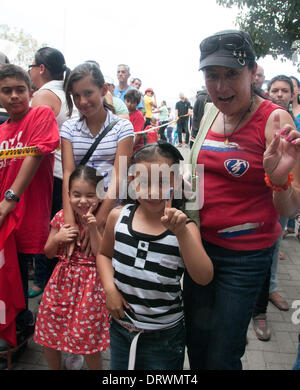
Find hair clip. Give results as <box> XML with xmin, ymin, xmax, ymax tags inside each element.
<box><xmin>157</xmin><ymin>140</ymin><xmax>184</xmax><ymax>161</ymax></box>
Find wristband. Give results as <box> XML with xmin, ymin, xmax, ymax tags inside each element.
<box><xmin>264</xmin><ymin>173</ymin><xmax>294</xmax><ymax>191</ymax></box>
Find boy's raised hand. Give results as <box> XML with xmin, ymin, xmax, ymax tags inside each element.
<box><xmin>161</xmin><ymin>188</ymin><xmax>187</xmax><ymax>235</ymax></box>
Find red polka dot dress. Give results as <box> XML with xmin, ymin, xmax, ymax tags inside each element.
<box><xmin>34</xmin><ymin>210</ymin><xmax>110</xmax><ymax>355</ymax></box>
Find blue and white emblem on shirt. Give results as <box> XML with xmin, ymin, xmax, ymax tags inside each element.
<box><xmin>224</xmin><ymin>159</ymin><xmax>249</xmax><ymax>177</ymax></box>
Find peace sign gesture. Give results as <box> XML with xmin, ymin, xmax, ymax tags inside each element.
<box><xmin>263</xmin><ymin>113</ymin><xmax>300</xmax><ymax>186</ymax></box>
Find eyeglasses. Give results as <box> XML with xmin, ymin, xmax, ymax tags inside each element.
<box><xmin>28</xmin><ymin>64</ymin><xmax>39</xmax><ymax>71</ymax></box>
<box><xmin>200</xmin><ymin>33</ymin><xmax>251</xmax><ymax>58</ymax></box>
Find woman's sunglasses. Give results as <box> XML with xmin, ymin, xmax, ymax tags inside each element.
<box><xmin>200</xmin><ymin>33</ymin><xmax>250</xmax><ymax>58</ymax></box>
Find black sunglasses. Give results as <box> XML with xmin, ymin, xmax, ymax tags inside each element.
<box><xmin>200</xmin><ymin>33</ymin><xmax>250</xmax><ymax>58</ymax></box>
<box><xmin>28</xmin><ymin>64</ymin><xmax>39</xmax><ymax>70</ymax></box>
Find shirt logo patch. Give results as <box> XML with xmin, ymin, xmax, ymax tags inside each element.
<box><xmin>224</xmin><ymin>159</ymin><xmax>249</xmax><ymax>177</ymax></box>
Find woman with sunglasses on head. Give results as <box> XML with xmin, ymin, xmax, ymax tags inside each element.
<box><xmin>28</xmin><ymin>47</ymin><xmax>71</xmax><ymax>298</ymax></box>
<box><xmin>183</xmin><ymin>29</ymin><xmax>300</xmax><ymax>370</ymax></box>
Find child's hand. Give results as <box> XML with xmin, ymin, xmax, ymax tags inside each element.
<box><xmin>105</xmin><ymin>287</ymin><xmax>131</xmax><ymax>320</ymax></box>
<box><xmin>82</xmin><ymin>205</ymin><xmax>97</xmax><ymax>232</ymax></box>
<box><xmin>161</xmin><ymin>188</ymin><xmax>188</xmax><ymax>235</ymax></box>
<box><xmin>56</xmin><ymin>224</ymin><xmax>79</xmax><ymax>244</ymax></box>
<box><xmin>0</xmin><ymin>199</ymin><xmax>17</xmax><ymax>228</ymax></box>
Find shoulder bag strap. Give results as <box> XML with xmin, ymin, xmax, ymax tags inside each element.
<box><xmin>184</xmin><ymin>103</ymin><xmax>219</xmax><ymax>226</ymax></box>
<box><xmin>189</xmin><ymin>103</ymin><xmax>219</xmax><ymax>175</ymax></box>
<box><xmin>79</xmin><ymin>119</ymin><xmax>119</xmax><ymax>165</ymax></box>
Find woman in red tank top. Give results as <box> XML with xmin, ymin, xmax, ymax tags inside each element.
<box><xmin>183</xmin><ymin>29</ymin><xmax>300</xmax><ymax>370</ymax></box>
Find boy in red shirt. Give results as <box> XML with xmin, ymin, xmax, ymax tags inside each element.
<box><xmin>125</xmin><ymin>89</ymin><xmax>145</xmax><ymax>153</ymax></box>
<box><xmin>145</xmin><ymin>116</ymin><xmax>159</xmax><ymax>144</ymax></box>
<box><xmin>0</xmin><ymin>64</ymin><xmax>59</xmax><ymax>358</ymax></box>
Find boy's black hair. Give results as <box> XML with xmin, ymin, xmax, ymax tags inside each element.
<box><xmin>124</xmin><ymin>88</ymin><xmax>141</xmax><ymax>105</ymax></box>
<box><xmin>267</xmin><ymin>75</ymin><xmax>294</xmax><ymax>93</ymax></box>
<box><xmin>0</xmin><ymin>64</ymin><xmax>31</xmax><ymax>91</ymax></box>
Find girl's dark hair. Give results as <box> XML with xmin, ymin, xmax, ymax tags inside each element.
<box><xmin>35</xmin><ymin>47</ymin><xmax>70</xmax><ymax>89</ymax></box>
<box><xmin>0</xmin><ymin>64</ymin><xmax>31</xmax><ymax>90</ymax></box>
<box><xmin>68</xmin><ymin>165</ymin><xmax>104</xmax><ymax>190</ymax></box>
<box><xmin>126</xmin><ymin>142</ymin><xmax>186</xmax><ymax>209</ymax></box>
<box><xmin>64</xmin><ymin>62</ymin><xmax>116</xmax><ymax>118</ymax></box>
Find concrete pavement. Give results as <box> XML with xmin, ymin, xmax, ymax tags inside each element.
<box><xmin>6</xmin><ymin>230</ymin><xmax>299</xmax><ymax>370</ymax></box>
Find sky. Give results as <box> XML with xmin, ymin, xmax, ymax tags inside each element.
<box><xmin>0</xmin><ymin>0</ymin><xmax>299</xmax><ymax>110</ymax></box>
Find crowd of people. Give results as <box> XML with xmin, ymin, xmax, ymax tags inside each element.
<box><xmin>0</xmin><ymin>27</ymin><xmax>300</xmax><ymax>371</ymax></box>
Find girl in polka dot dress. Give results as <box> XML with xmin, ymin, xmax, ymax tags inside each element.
<box><xmin>34</xmin><ymin>165</ymin><xmax>110</xmax><ymax>370</ymax></box>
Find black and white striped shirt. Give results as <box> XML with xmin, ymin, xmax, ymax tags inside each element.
<box><xmin>112</xmin><ymin>204</ymin><xmax>185</xmax><ymax>330</ymax></box>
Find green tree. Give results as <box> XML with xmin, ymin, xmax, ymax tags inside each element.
<box><xmin>216</xmin><ymin>0</ymin><xmax>300</xmax><ymax>65</ymax></box>
<box><xmin>0</xmin><ymin>24</ymin><xmax>47</xmax><ymax>67</ymax></box>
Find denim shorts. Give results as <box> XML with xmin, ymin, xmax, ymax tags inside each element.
<box><xmin>109</xmin><ymin>318</ymin><xmax>185</xmax><ymax>370</ymax></box>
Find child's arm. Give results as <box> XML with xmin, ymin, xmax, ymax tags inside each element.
<box><xmin>0</xmin><ymin>155</ymin><xmax>43</xmax><ymax>228</ymax></box>
<box><xmin>96</xmin><ymin>207</ymin><xmax>130</xmax><ymax>319</ymax></box>
<box><xmin>161</xmin><ymin>192</ymin><xmax>213</xmax><ymax>286</ymax></box>
<box><xmin>44</xmin><ymin>224</ymin><xmax>79</xmax><ymax>259</ymax></box>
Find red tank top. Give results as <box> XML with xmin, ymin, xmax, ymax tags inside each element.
<box><xmin>197</xmin><ymin>100</ymin><xmax>282</xmax><ymax>250</ymax></box>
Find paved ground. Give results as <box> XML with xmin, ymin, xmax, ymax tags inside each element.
<box><xmin>2</xmin><ymin>146</ymin><xmax>300</xmax><ymax>370</ymax></box>
<box><xmin>5</xmin><ymin>230</ymin><xmax>298</xmax><ymax>371</ymax></box>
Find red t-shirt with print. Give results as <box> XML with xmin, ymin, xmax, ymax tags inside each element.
<box><xmin>0</xmin><ymin>106</ymin><xmax>60</xmax><ymax>253</ymax></box>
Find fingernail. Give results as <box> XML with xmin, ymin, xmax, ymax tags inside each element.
<box><xmin>292</xmin><ymin>140</ymin><xmax>297</xmax><ymax>144</ymax></box>
<box><xmin>286</xmin><ymin>135</ymin><xmax>291</xmax><ymax>141</ymax></box>
<box><xmin>166</xmin><ymin>188</ymin><xmax>173</xmax><ymax>201</ymax></box>
<box><xmin>281</xmin><ymin>128</ymin><xmax>286</xmax><ymax>135</ymax></box>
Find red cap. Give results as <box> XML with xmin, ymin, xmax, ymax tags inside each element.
<box><xmin>145</xmin><ymin>88</ymin><xmax>154</xmax><ymax>94</ymax></box>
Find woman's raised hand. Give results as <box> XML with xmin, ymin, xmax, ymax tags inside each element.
<box><xmin>264</xmin><ymin>113</ymin><xmax>300</xmax><ymax>185</ymax></box>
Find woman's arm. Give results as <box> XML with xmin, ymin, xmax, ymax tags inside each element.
<box><xmin>61</xmin><ymin>137</ymin><xmax>79</xmax><ymax>256</ymax></box>
<box><xmin>61</xmin><ymin>138</ymin><xmax>76</xmax><ymax>225</ymax></box>
<box><xmin>264</xmin><ymin>110</ymin><xmax>300</xmax><ymax>217</ymax></box>
<box><xmin>31</xmin><ymin>90</ymin><xmax>61</xmax><ymax>117</ymax></box>
<box><xmin>95</xmin><ymin>136</ymin><xmax>133</xmax><ymax>234</ymax></box>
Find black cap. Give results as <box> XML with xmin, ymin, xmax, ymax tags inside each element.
<box><xmin>199</xmin><ymin>29</ymin><xmax>256</xmax><ymax>70</ymax></box>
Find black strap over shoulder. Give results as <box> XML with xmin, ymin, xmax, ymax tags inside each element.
<box><xmin>79</xmin><ymin>119</ymin><xmax>120</xmax><ymax>165</ymax></box>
